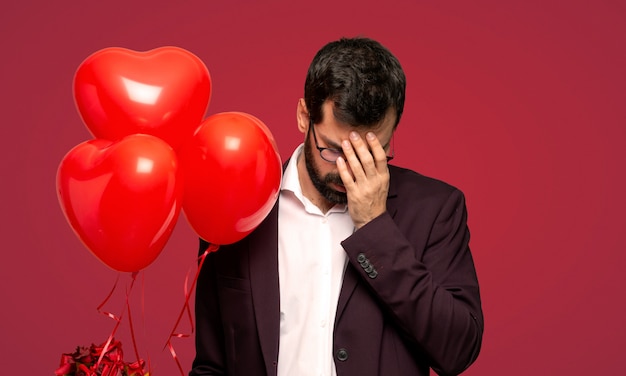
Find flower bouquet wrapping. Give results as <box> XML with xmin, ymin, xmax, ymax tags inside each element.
<box><xmin>55</xmin><ymin>339</ymin><xmax>148</xmax><ymax>376</ymax></box>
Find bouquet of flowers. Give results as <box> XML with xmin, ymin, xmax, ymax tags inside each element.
<box><xmin>55</xmin><ymin>339</ymin><xmax>148</xmax><ymax>376</ymax></box>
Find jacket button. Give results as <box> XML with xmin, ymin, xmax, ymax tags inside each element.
<box><xmin>368</xmin><ymin>270</ymin><xmax>378</xmax><ymax>279</ymax></box>
<box><xmin>357</xmin><ymin>253</ymin><xmax>367</xmax><ymax>263</ymax></box>
<box><xmin>336</xmin><ymin>348</ymin><xmax>349</xmax><ymax>361</ymax></box>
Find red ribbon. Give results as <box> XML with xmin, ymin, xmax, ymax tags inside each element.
<box><xmin>125</xmin><ymin>274</ymin><xmax>142</xmax><ymax>372</ymax></box>
<box><xmin>95</xmin><ymin>274</ymin><xmax>125</xmax><ymax>368</ymax></box>
<box><xmin>139</xmin><ymin>271</ymin><xmax>153</xmax><ymax>374</ymax></box>
<box><xmin>95</xmin><ymin>271</ymin><xmax>147</xmax><ymax>375</ymax></box>
<box><xmin>166</xmin><ymin>243</ymin><xmax>220</xmax><ymax>375</ymax></box>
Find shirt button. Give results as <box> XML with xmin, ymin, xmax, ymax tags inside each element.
<box><xmin>336</xmin><ymin>348</ymin><xmax>349</xmax><ymax>361</ymax></box>
<box><xmin>321</xmin><ymin>218</ymin><xmax>328</xmax><ymax>224</ymax></box>
<box><xmin>320</xmin><ymin>319</ymin><xmax>327</xmax><ymax>327</ymax></box>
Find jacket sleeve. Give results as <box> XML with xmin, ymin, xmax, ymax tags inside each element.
<box><xmin>189</xmin><ymin>239</ymin><xmax>227</xmax><ymax>376</ymax></box>
<box><xmin>341</xmin><ymin>188</ymin><xmax>483</xmax><ymax>376</ymax></box>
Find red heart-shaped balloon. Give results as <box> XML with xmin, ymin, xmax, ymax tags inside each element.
<box><xmin>179</xmin><ymin>112</ymin><xmax>282</xmax><ymax>245</ymax></box>
<box><xmin>57</xmin><ymin>134</ymin><xmax>183</xmax><ymax>272</ymax></box>
<box><xmin>74</xmin><ymin>47</ymin><xmax>211</xmax><ymax>149</ymax></box>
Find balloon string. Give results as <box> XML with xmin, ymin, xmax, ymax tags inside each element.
<box><xmin>95</xmin><ymin>274</ymin><xmax>122</xmax><ymax>368</ymax></box>
<box><xmin>166</xmin><ymin>340</ymin><xmax>185</xmax><ymax>376</ymax></box>
<box><xmin>126</xmin><ymin>271</ymin><xmax>144</xmax><ymax>375</ymax></box>
<box><xmin>95</xmin><ymin>272</ymin><xmax>138</xmax><ymax>369</ymax></box>
<box><xmin>140</xmin><ymin>271</ymin><xmax>153</xmax><ymax>375</ymax></box>
<box><xmin>97</xmin><ymin>273</ymin><xmax>121</xmax><ymax>321</ymax></box>
<box><xmin>184</xmin><ymin>267</ymin><xmax>195</xmax><ymax>334</ymax></box>
<box><xmin>165</xmin><ymin>243</ymin><xmax>220</xmax><ymax>375</ymax></box>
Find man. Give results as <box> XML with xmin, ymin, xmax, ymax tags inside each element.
<box><xmin>190</xmin><ymin>37</ymin><xmax>483</xmax><ymax>376</ymax></box>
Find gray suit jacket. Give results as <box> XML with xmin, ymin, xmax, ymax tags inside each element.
<box><xmin>190</xmin><ymin>165</ymin><xmax>483</xmax><ymax>376</ymax></box>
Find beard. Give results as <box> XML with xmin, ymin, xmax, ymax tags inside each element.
<box><xmin>303</xmin><ymin>137</ymin><xmax>348</xmax><ymax>205</ymax></box>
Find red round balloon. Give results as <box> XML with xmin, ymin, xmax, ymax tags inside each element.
<box><xmin>74</xmin><ymin>46</ymin><xmax>211</xmax><ymax>149</ymax></box>
<box><xmin>180</xmin><ymin>112</ymin><xmax>282</xmax><ymax>245</ymax></box>
<box><xmin>57</xmin><ymin>134</ymin><xmax>183</xmax><ymax>272</ymax></box>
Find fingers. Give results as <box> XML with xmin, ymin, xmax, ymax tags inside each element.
<box><xmin>337</xmin><ymin>131</ymin><xmax>390</xmax><ymax>229</ymax></box>
<box><xmin>365</xmin><ymin>132</ymin><xmax>389</xmax><ymax>171</ymax></box>
<box><xmin>336</xmin><ymin>156</ymin><xmax>354</xmax><ymax>188</ymax></box>
<box><xmin>341</xmin><ymin>131</ymin><xmax>387</xmax><ymax>177</ymax></box>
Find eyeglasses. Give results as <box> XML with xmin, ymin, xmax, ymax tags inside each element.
<box><xmin>310</xmin><ymin>119</ymin><xmax>394</xmax><ymax>164</ymax></box>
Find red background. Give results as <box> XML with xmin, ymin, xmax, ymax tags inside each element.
<box><xmin>1</xmin><ymin>1</ymin><xmax>624</xmax><ymax>374</ymax></box>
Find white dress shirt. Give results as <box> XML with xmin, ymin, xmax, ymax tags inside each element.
<box><xmin>277</xmin><ymin>144</ymin><xmax>354</xmax><ymax>376</ymax></box>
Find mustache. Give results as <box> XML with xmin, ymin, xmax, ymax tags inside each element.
<box><xmin>324</xmin><ymin>174</ymin><xmax>344</xmax><ymax>186</ymax></box>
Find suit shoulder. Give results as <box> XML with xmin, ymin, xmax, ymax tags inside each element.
<box><xmin>388</xmin><ymin>165</ymin><xmax>462</xmax><ymax>200</ymax></box>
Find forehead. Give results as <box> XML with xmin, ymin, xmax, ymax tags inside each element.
<box><xmin>318</xmin><ymin>102</ymin><xmax>396</xmax><ymax>142</ymax></box>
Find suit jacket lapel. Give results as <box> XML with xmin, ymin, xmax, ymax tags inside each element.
<box><xmin>248</xmin><ymin>203</ymin><xmax>280</xmax><ymax>376</ymax></box>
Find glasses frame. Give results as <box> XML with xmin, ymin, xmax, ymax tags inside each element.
<box><xmin>309</xmin><ymin>119</ymin><xmax>395</xmax><ymax>164</ymax></box>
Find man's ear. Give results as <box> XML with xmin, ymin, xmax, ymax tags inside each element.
<box><xmin>296</xmin><ymin>98</ymin><xmax>309</xmax><ymax>134</ymax></box>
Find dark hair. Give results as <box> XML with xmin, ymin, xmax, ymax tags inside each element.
<box><xmin>304</xmin><ymin>37</ymin><xmax>406</xmax><ymax>128</ymax></box>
